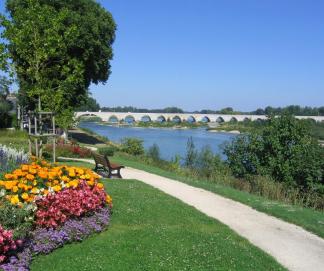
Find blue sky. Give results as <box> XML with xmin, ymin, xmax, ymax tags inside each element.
<box><xmin>2</xmin><ymin>0</ymin><xmax>324</xmax><ymax>111</ymax></box>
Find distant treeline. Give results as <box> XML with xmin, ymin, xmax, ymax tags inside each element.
<box><xmin>100</xmin><ymin>106</ymin><xmax>184</xmax><ymax>113</ymax></box>
<box><xmin>76</xmin><ymin>96</ymin><xmax>324</xmax><ymax>116</ymax></box>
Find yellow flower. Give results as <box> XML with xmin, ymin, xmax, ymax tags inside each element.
<box><xmin>12</xmin><ymin>186</ymin><xmax>19</xmax><ymax>193</ymax></box>
<box><xmin>106</xmin><ymin>195</ymin><xmax>112</xmax><ymax>204</ymax></box>
<box><xmin>53</xmin><ymin>185</ymin><xmax>61</xmax><ymax>192</ymax></box>
<box><xmin>31</xmin><ymin>187</ymin><xmax>40</xmax><ymax>194</ymax></box>
<box><xmin>10</xmin><ymin>195</ymin><xmax>20</xmax><ymax>205</ymax></box>
<box><xmin>29</xmin><ymin>168</ymin><xmax>37</xmax><ymax>174</ymax></box>
<box><xmin>21</xmin><ymin>193</ymin><xmax>29</xmax><ymax>200</ymax></box>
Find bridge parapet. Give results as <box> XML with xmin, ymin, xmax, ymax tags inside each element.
<box><xmin>75</xmin><ymin>112</ymin><xmax>324</xmax><ymax>123</ymax></box>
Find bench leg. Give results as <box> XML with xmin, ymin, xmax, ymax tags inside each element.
<box><xmin>117</xmin><ymin>169</ymin><xmax>122</xmax><ymax>178</ymax></box>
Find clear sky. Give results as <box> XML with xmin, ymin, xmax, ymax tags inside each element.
<box><xmin>2</xmin><ymin>0</ymin><xmax>324</xmax><ymax>111</ymax></box>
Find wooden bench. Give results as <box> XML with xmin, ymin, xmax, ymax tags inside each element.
<box><xmin>93</xmin><ymin>153</ymin><xmax>124</xmax><ymax>178</ymax></box>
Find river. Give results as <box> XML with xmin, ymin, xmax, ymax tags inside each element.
<box><xmin>79</xmin><ymin>122</ymin><xmax>237</xmax><ymax>161</ymax></box>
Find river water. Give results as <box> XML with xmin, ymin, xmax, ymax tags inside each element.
<box><xmin>79</xmin><ymin>122</ymin><xmax>236</xmax><ymax>161</ymax></box>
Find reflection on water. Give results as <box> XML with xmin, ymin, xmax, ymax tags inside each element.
<box><xmin>79</xmin><ymin>122</ymin><xmax>236</xmax><ymax>161</ymax></box>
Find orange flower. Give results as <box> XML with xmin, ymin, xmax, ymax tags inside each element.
<box><xmin>96</xmin><ymin>183</ymin><xmax>104</xmax><ymax>189</ymax></box>
<box><xmin>21</xmin><ymin>165</ymin><xmax>29</xmax><ymax>171</ymax></box>
<box><xmin>26</xmin><ymin>174</ymin><xmax>35</xmax><ymax>181</ymax></box>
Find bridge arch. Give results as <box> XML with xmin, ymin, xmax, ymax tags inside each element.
<box><xmin>187</xmin><ymin>116</ymin><xmax>196</xmax><ymax>123</ymax></box>
<box><xmin>230</xmin><ymin>117</ymin><xmax>238</xmax><ymax>123</ymax></box>
<box><xmin>157</xmin><ymin>115</ymin><xmax>166</xmax><ymax>122</ymax></box>
<box><xmin>243</xmin><ymin>117</ymin><xmax>251</xmax><ymax>122</ymax></box>
<box><xmin>216</xmin><ymin>116</ymin><xmax>225</xmax><ymax>123</ymax></box>
<box><xmin>108</xmin><ymin>115</ymin><xmax>119</xmax><ymax>123</ymax></box>
<box><xmin>172</xmin><ymin>116</ymin><xmax>182</xmax><ymax>123</ymax></box>
<box><xmin>141</xmin><ymin>115</ymin><xmax>152</xmax><ymax>122</ymax></box>
<box><xmin>125</xmin><ymin>115</ymin><xmax>135</xmax><ymax>124</ymax></box>
<box><xmin>201</xmin><ymin>116</ymin><xmax>210</xmax><ymax>123</ymax></box>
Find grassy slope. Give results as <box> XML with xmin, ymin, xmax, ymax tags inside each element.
<box><xmin>31</xmin><ymin>180</ymin><xmax>285</xmax><ymax>271</ymax></box>
<box><xmin>108</xmin><ymin>155</ymin><xmax>324</xmax><ymax>239</ymax></box>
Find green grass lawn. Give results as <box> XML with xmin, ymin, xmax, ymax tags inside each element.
<box><xmin>107</xmin><ymin>155</ymin><xmax>324</xmax><ymax>239</ymax></box>
<box><xmin>31</xmin><ymin>179</ymin><xmax>285</xmax><ymax>271</ymax></box>
<box><xmin>0</xmin><ymin>129</ymin><xmax>29</xmax><ymax>151</ymax></box>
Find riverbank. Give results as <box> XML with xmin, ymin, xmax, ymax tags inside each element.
<box><xmin>68</xmin><ymin>128</ymin><xmax>324</xmax><ymax>238</ymax></box>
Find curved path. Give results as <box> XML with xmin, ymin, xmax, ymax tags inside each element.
<box><xmin>60</xmin><ymin>157</ymin><xmax>324</xmax><ymax>271</ymax></box>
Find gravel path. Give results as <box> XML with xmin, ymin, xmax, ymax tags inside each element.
<box><xmin>60</xmin><ymin>157</ymin><xmax>324</xmax><ymax>271</ymax></box>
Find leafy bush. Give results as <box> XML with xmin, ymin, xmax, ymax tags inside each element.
<box><xmin>98</xmin><ymin>146</ymin><xmax>117</xmax><ymax>157</ymax></box>
<box><xmin>224</xmin><ymin>114</ymin><xmax>324</xmax><ymax>193</ymax></box>
<box><xmin>146</xmin><ymin>144</ymin><xmax>160</xmax><ymax>161</ymax></box>
<box><xmin>121</xmin><ymin>137</ymin><xmax>144</xmax><ymax>156</ymax></box>
<box><xmin>194</xmin><ymin>146</ymin><xmax>225</xmax><ymax>178</ymax></box>
<box><xmin>0</xmin><ymin>199</ymin><xmax>34</xmax><ymax>239</ymax></box>
<box><xmin>184</xmin><ymin>137</ymin><xmax>197</xmax><ymax>168</ymax></box>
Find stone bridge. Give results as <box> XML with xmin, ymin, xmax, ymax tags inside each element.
<box><xmin>75</xmin><ymin>111</ymin><xmax>324</xmax><ymax>123</ymax></box>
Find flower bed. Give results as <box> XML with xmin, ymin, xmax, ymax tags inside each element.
<box><xmin>0</xmin><ymin>160</ymin><xmax>112</xmax><ymax>270</ymax></box>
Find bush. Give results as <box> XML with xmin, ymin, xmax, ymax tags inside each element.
<box><xmin>184</xmin><ymin>137</ymin><xmax>197</xmax><ymax>168</ymax></box>
<box><xmin>224</xmin><ymin>114</ymin><xmax>324</xmax><ymax>193</ymax></box>
<box><xmin>146</xmin><ymin>144</ymin><xmax>160</xmax><ymax>161</ymax></box>
<box><xmin>0</xmin><ymin>199</ymin><xmax>34</xmax><ymax>240</ymax></box>
<box><xmin>121</xmin><ymin>137</ymin><xmax>144</xmax><ymax>156</ymax></box>
<box><xmin>195</xmin><ymin>146</ymin><xmax>225</xmax><ymax>178</ymax></box>
<box><xmin>98</xmin><ymin>146</ymin><xmax>117</xmax><ymax>157</ymax></box>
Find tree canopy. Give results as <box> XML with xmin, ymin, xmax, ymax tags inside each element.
<box><xmin>1</xmin><ymin>0</ymin><xmax>116</xmax><ymax>126</ymax></box>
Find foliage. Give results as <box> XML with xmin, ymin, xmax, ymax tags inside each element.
<box><xmin>44</xmin><ymin>141</ymin><xmax>93</xmax><ymax>159</ymax></box>
<box><xmin>0</xmin><ymin>199</ymin><xmax>34</xmax><ymax>239</ymax></box>
<box><xmin>75</xmin><ymin>96</ymin><xmax>100</xmax><ymax>112</ymax></box>
<box><xmin>2</xmin><ymin>0</ymin><xmax>116</xmax><ymax>122</ymax></box>
<box><xmin>98</xmin><ymin>146</ymin><xmax>116</xmax><ymax>157</ymax></box>
<box><xmin>0</xmin><ymin>77</ymin><xmax>14</xmax><ymax>128</ymax></box>
<box><xmin>224</xmin><ymin>114</ymin><xmax>324</xmax><ymax>193</ymax></box>
<box><xmin>194</xmin><ymin>145</ymin><xmax>225</xmax><ymax>178</ymax></box>
<box><xmin>146</xmin><ymin>144</ymin><xmax>160</xmax><ymax>161</ymax></box>
<box><xmin>120</xmin><ymin>137</ymin><xmax>144</xmax><ymax>156</ymax></box>
<box><xmin>184</xmin><ymin>137</ymin><xmax>197</xmax><ymax>168</ymax></box>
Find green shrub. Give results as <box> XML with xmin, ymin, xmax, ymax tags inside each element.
<box><xmin>146</xmin><ymin>143</ymin><xmax>160</xmax><ymax>161</ymax></box>
<box><xmin>0</xmin><ymin>199</ymin><xmax>34</xmax><ymax>239</ymax></box>
<box><xmin>224</xmin><ymin>114</ymin><xmax>324</xmax><ymax>193</ymax></box>
<box><xmin>184</xmin><ymin>137</ymin><xmax>197</xmax><ymax>168</ymax></box>
<box><xmin>98</xmin><ymin>146</ymin><xmax>117</xmax><ymax>157</ymax></box>
<box><xmin>121</xmin><ymin>137</ymin><xmax>144</xmax><ymax>156</ymax></box>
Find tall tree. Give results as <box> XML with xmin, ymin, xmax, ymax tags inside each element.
<box><xmin>2</xmin><ymin>0</ymin><xmax>116</xmax><ymax>128</ymax></box>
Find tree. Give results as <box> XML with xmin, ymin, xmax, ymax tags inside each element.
<box><xmin>75</xmin><ymin>96</ymin><xmax>100</xmax><ymax>112</ymax></box>
<box><xmin>2</xmin><ymin>0</ymin><xmax>116</xmax><ymax>126</ymax></box>
<box><xmin>224</xmin><ymin>114</ymin><xmax>324</xmax><ymax>193</ymax></box>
